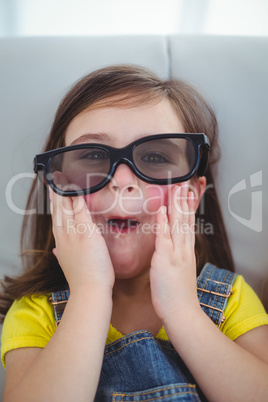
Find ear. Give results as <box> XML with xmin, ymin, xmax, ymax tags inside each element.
<box><xmin>190</xmin><ymin>176</ymin><xmax>207</xmax><ymax>212</ymax></box>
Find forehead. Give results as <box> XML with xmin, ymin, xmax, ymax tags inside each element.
<box><xmin>64</xmin><ymin>99</ymin><xmax>184</xmax><ymax>147</ymax></box>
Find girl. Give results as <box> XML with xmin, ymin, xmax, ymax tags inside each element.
<box><xmin>1</xmin><ymin>65</ymin><xmax>268</xmax><ymax>402</ymax></box>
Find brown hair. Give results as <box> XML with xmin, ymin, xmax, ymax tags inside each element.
<box><xmin>0</xmin><ymin>64</ymin><xmax>234</xmax><ymax>321</ymax></box>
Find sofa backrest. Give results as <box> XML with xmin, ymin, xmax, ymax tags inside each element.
<box><xmin>0</xmin><ymin>35</ymin><xmax>267</xmax><ymax>300</ymax></box>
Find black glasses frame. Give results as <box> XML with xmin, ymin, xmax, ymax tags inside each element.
<box><xmin>34</xmin><ymin>133</ymin><xmax>210</xmax><ymax>196</ymax></box>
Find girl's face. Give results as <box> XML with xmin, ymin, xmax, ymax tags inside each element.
<box><xmin>64</xmin><ymin>99</ymin><xmax>195</xmax><ymax>279</ymax></box>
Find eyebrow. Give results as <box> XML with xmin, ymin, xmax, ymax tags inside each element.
<box><xmin>70</xmin><ymin>133</ymin><xmax>111</xmax><ymax>146</ymax></box>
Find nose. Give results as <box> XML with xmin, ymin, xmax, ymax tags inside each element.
<box><xmin>108</xmin><ymin>163</ymin><xmax>138</xmax><ymax>193</ymax></box>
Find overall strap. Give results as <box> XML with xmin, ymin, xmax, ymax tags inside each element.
<box><xmin>50</xmin><ymin>263</ymin><xmax>237</xmax><ymax>328</ymax></box>
<box><xmin>50</xmin><ymin>289</ymin><xmax>70</xmax><ymax>325</ymax></box>
<box><xmin>197</xmin><ymin>263</ymin><xmax>237</xmax><ymax>328</ymax></box>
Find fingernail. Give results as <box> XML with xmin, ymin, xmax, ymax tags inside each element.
<box><xmin>188</xmin><ymin>191</ymin><xmax>194</xmax><ymax>199</ymax></box>
<box><xmin>175</xmin><ymin>186</ymin><xmax>181</xmax><ymax>196</ymax></box>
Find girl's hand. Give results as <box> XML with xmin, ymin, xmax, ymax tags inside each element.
<box><xmin>50</xmin><ymin>189</ymin><xmax>115</xmax><ymax>294</ymax></box>
<box><xmin>150</xmin><ymin>184</ymin><xmax>200</xmax><ymax>324</ymax></box>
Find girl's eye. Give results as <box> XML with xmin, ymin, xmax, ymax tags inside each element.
<box><xmin>141</xmin><ymin>153</ymin><xmax>170</xmax><ymax>164</ymax></box>
<box><xmin>80</xmin><ymin>150</ymin><xmax>109</xmax><ymax>160</ymax></box>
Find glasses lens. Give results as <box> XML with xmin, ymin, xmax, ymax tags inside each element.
<box><xmin>133</xmin><ymin>138</ymin><xmax>196</xmax><ymax>180</ymax></box>
<box><xmin>48</xmin><ymin>147</ymin><xmax>110</xmax><ymax>192</ymax></box>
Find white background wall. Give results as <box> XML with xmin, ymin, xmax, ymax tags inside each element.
<box><xmin>0</xmin><ymin>0</ymin><xmax>268</xmax><ymax>37</ymax></box>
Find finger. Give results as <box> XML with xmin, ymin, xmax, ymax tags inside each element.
<box><xmin>180</xmin><ymin>186</ymin><xmax>194</xmax><ymax>241</ymax></box>
<box><xmin>49</xmin><ymin>187</ymin><xmax>63</xmax><ymax>229</ymax></box>
<box><xmin>50</xmin><ymin>188</ymin><xmax>73</xmax><ymax>231</ymax></box>
<box><xmin>167</xmin><ymin>185</ymin><xmax>183</xmax><ymax>245</ymax></box>
<box><xmin>186</xmin><ymin>191</ymin><xmax>195</xmax><ymax>247</ymax></box>
<box><xmin>188</xmin><ymin>191</ymin><xmax>195</xmax><ymax>227</ymax></box>
<box><xmin>180</xmin><ymin>183</ymin><xmax>190</xmax><ymax>216</ymax></box>
<box><xmin>48</xmin><ymin>187</ymin><xmax>53</xmax><ymax>214</ymax></box>
<box><xmin>52</xmin><ymin>171</ymin><xmax>69</xmax><ymax>190</ymax></box>
<box><xmin>72</xmin><ymin>196</ymin><xmax>91</xmax><ymax>225</ymax></box>
<box><xmin>71</xmin><ymin>196</ymin><xmax>102</xmax><ymax>237</ymax></box>
<box><xmin>52</xmin><ymin>247</ymin><xmax>59</xmax><ymax>260</ymax></box>
<box><xmin>169</xmin><ymin>184</ymin><xmax>190</xmax><ymax>247</ymax></box>
<box><xmin>155</xmin><ymin>206</ymin><xmax>173</xmax><ymax>252</ymax></box>
<box><xmin>168</xmin><ymin>184</ymin><xmax>189</xmax><ymax>219</ymax></box>
<box><xmin>168</xmin><ymin>185</ymin><xmax>181</xmax><ymax>224</ymax></box>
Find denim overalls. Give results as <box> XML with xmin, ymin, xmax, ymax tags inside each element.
<box><xmin>51</xmin><ymin>263</ymin><xmax>236</xmax><ymax>401</ymax></box>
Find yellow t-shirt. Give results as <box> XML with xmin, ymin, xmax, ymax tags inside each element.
<box><xmin>1</xmin><ymin>275</ymin><xmax>268</xmax><ymax>368</ymax></box>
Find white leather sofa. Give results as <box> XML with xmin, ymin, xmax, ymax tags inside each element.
<box><xmin>0</xmin><ymin>35</ymin><xmax>267</xmax><ymax>393</ymax></box>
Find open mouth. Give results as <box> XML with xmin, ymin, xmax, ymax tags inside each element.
<box><xmin>107</xmin><ymin>218</ymin><xmax>140</xmax><ymax>232</ymax></box>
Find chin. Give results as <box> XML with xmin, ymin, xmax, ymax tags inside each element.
<box><xmin>113</xmin><ymin>268</ymin><xmax>147</xmax><ymax>281</ymax></box>
<box><xmin>104</xmin><ymin>232</ymin><xmax>155</xmax><ymax>279</ymax></box>
<box><xmin>111</xmin><ymin>256</ymin><xmax>138</xmax><ymax>276</ymax></box>
<box><xmin>110</xmin><ymin>253</ymin><xmax>150</xmax><ymax>280</ymax></box>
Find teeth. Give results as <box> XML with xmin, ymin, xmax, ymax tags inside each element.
<box><xmin>107</xmin><ymin>219</ymin><xmax>139</xmax><ymax>228</ymax></box>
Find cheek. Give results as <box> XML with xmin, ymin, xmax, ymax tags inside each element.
<box><xmin>83</xmin><ymin>191</ymin><xmax>118</xmax><ymax>216</ymax></box>
<box><xmin>83</xmin><ymin>185</ymin><xmax>175</xmax><ymax>215</ymax></box>
<box><xmin>143</xmin><ymin>185</ymin><xmax>171</xmax><ymax>213</ymax></box>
